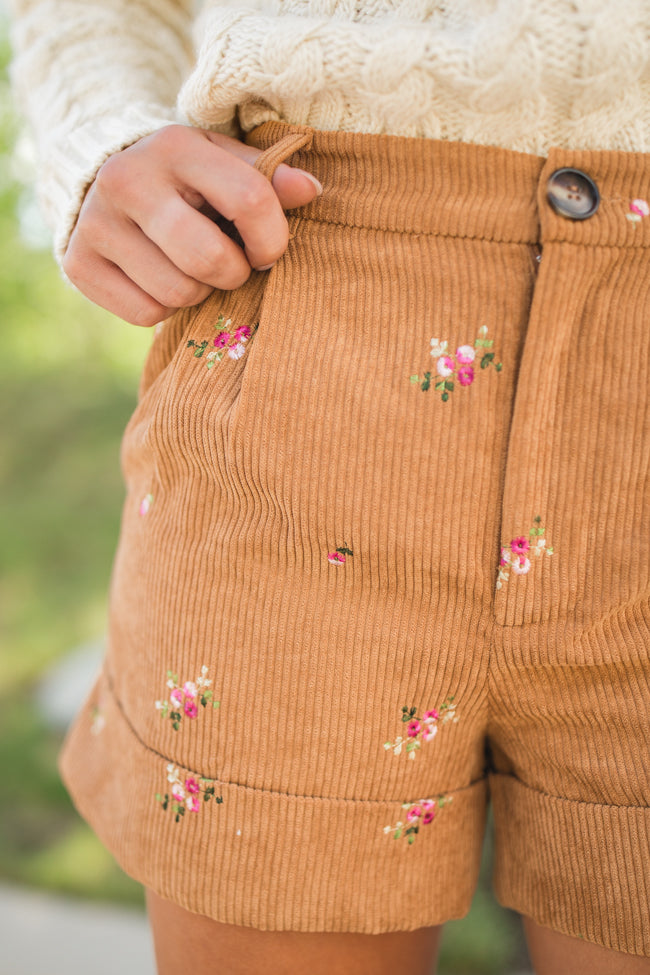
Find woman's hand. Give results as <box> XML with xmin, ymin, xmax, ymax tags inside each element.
<box><xmin>62</xmin><ymin>124</ymin><xmax>322</xmax><ymax>326</ymax></box>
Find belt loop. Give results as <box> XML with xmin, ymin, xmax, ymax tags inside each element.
<box><xmin>252</xmin><ymin>131</ymin><xmax>314</xmax><ymax>182</ymax></box>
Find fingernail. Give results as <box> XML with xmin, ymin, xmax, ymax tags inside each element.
<box><xmin>257</xmin><ymin>261</ymin><xmax>276</xmax><ymax>271</ymax></box>
<box><xmin>295</xmin><ymin>169</ymin><xmax>323</xmax><ymax>195</ymax></box>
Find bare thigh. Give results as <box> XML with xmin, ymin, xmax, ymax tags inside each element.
<box><xmin>145</xmin><ymin>887</ymin><xmax>444</xmax><ymax>975</ymax></box>
<box><xmin>522</xmin><ymin>915</ymin><xmax>650</xmax><ymax>975</ymax></box>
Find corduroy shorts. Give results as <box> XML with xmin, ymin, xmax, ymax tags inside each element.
<box><xmin>58</xmin><ymin>120</ymin><xmax>650</xmax><ymax>956</ymax></box>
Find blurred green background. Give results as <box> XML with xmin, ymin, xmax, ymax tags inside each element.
<box><xmin>0</xmin><ymin>17</ymin><xmax>531</xmax><ymax>974</ymax></box>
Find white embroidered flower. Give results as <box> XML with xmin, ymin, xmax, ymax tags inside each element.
<box><xmin>154</xmin><ymin>700</ymin><xmax>165</xmax><ymax>710</ymax></box>
<box><xmin>511</xmin><ymin>556</ymin><xmax>531</xmax><ymax>575</ymax></box>
<box><xmin>166</xmin><ymin>678</ymin><xmax>175</xmax><ymax>689</ymax></box>
<box><xmin>183</xmin><ymin>681</ymin><xmax>197</xmax><ymax>698</ymax></box>
<box><xmin>206</xmin><ymin>349</ymin><xmax>218</xmax><ymax>361</ymax></box>
<box><xmin>228</xmin><ymin>342</ymin><xmax>246</xmax><ymax>360</ymax></box>
<box><xmin>196</xmin><ymin>665</ymin><xmax>212</xmax><ymax>688</ymax></box>
<box><xmin>435</xmin><ymin>355</ymin><xmax>454</xmax><ymax>377</ymax></box>
<box><xmin>430</xmin><ymin>338</ymin><xmax>448</xmax><ymax>357</ymax></box>
<box><xmin>383</xmin><ymin>825</ymin><xmax>393</xmax><ymax>834</ymax></box>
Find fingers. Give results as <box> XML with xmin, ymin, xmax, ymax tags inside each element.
<box><xmin>127</xmin><ymin>194</ymin><xmax>253</xmax><ymax>291</ymax></box>
<box><xmin>62</xmin><ymin>123</ymin><xmax>324</xmax><ymax>324</ymax></box>
<box><xmin>63</xmin><ymin>244</ymin><xmax>174</xmax><ymax>327</ymax></box>
<box><xmin>124</xmin><ymin>129</ymin><xmax>292</xmax><ymax>271</ymax></box>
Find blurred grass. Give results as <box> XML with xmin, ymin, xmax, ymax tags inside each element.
<box><xmin>0</xmin><ymin>19</ymin><xmax>530</xmax><ymax>972</ymax></box>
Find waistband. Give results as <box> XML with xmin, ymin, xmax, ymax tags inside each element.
<box><xmin>245</xmin><ymin>120</ymin><xmax>650</xmax><ymax>248</ymax></box>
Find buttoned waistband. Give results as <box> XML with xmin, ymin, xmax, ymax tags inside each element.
<box><xmin>245</xmin><ymin>119</ymin><xmax>650</xmax><ymax>248</ymax></box>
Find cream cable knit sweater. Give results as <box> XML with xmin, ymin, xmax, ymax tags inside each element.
<box><xmin>8</xmin><ymin>0</ymin><xmax>650</xmax><ymax>266</ymax></box>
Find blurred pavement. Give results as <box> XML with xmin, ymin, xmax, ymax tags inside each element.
<box><xmin>0</xmin><ymin>882</ymin><xmax>156</xmax><ymax>975</ymax></box>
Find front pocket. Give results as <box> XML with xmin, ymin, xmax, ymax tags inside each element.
<box><xmin>118</xmin><ymin>269</ymin><xmax>276</xmax><ymax>533</ymax></box>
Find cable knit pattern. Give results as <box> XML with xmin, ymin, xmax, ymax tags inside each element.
<box><xmin>8</xmin><ymin>0</ymin><xmax>650</xmax><ymax>267</ymax></box>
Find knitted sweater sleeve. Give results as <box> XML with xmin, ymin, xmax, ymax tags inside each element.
<box><xmin>8</xmin><ymin>0</ymin><xmax>209</xmax><ymax>267</ymax></box>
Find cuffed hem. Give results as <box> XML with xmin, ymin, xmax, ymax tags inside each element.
<box><xmin>489</xmin><ymin>771</ymin><xmax>650</xmax><ymax>956</ymax></box>
<box><xmin>57</xmin><ymin>668</ymin><xmax>488</xmax><ymax>933</ymax></box>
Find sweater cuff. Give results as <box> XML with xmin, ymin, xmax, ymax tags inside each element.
<box><xmin>39</xmin><ymin>104</ymin><xmax>184</xmax><ymax>272</ymax></box>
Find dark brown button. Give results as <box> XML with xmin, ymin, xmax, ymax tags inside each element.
<box><xmin>546</xmin><ymin>168</ymin><xmax>600</xmax><ymax>220</ymax></box>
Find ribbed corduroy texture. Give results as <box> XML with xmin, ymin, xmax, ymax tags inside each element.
<box><xmin>58</xmin><ymin>121</ymin><xmax>650</xmax><ymax>955</ymax></box>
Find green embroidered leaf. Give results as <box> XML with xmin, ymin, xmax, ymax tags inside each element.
<box><xmin>394</xmin><ymin>829</ymin><xmax>402</xmax><ymax>839</ymax></box>
<box><xmin>155</xmin><ymin>793</ymin><xmax>162</xmax><ymax>802</ymax></box>
<box><xmin>186</xmin><ymin>340</ymin><xmax>196</xmax><ymax>348</ymax></box>
<box><xmin>441</xmin><ymin>392</ymin><xmax>449</xmax><ymax>402</ymax></box>
<box><xmin>172</xmin><ymin>721</ymin><xmax>180</xmax><ymax>731</ymax></box>
<box><xmin>407</xmin><ymin>834</ymin><xmax>416</xmax><ymax>844</ymax></box>
<box><xmin>495</xmin><ymin>362</ymin><xmax>503</xmax><ymax>371</ymax></box>
<box><xmin>444</xmin><ymin>380</ymin><xmax>454</xmax><ymax>390</ymax></box>
<box><xmin>410</xmin><ymin>375</ymin><xmax>420</xmax><ymax>384</ymax></box>
<box><xmin>213</xmin><ymin>701</ymin><xmax>220</xmax><ymax>709</ymax></box>
<box><xmin>421</xmin><ymin>372</ymin><xmax>431</xmax><ymax>391</ymax></box>
<box><xmin>337</xmin><ymin>547</ymin><xmax>354</xmax><ymax>556</ymax></box>
<box><xmin>215</xmin><ymin>796</ymin><xmax>224</xmax><ymax>804</ymax></box>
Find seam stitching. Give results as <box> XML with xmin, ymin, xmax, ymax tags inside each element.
<box><xmin>489</xmin><ymin>771</ymin><xmax>650</xmax><ymax>812</ymax></box>
<box><xmin>103</xmin><ymin>667</ymin><xmax>486</xmax><ymax>805</ymax></box>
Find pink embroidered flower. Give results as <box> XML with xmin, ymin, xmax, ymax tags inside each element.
<box><xmin>183</xmin><ymin>681</ymin><xmax>197</xmax><ymax>698</ymax></box>
<box><xmin>421</xmin><ymin>723</ymin><xmax>438</xmax><ymax>742</ymax></box>
<box><xmin>233</xmin><ymin>325</ymin><xmax>252</xmax><ymax>341</ymax></box>
<box><xmin>184</xmin><ymin>699</ymin><xmax>198</xmax><ymax>718</ymax></box>
<box><xmin>139</xmin><ymin>493</ymin><xmax>153</xmax><ymax>516</ymax></box>
<box><xmin>436</xmin><ymin>355</ymin><xmax>455</xmax><ymax>377</ymax></box>
<box><xmin>629</xmin><ymin>199</ymin><xmax>649</xmax><ymax>218</ymax></box>
<box><xmin>458</xmin><ymin>365</ymin><xmax>474</xmax><ymax>386</ymax></box>
<box><xmin>185</xmin><ymin>777</ymin><xmax>200</xmax><ymax>794</ymax></box>
<box><xmin>456</xmin><ymin>345</ymin><xmax>476</xmax><ymax>364</ymax></box>
<box><xmin>328</xmin><ymin>551</ymin><xmax>346</xmax><ymax>564</ymax></box>
<box><xmin>171</xmin><ymin>786</ymin><xmax>185</xmax><ymax>802</ymax></box>
<box><xmin>406</xmin><ymin>805</ymin><xmax>422</xmax><ymax>821</ymax></box>
<box><xmin>407</xmin><ymin>719</ymin><xmax>421</xmax><ymax>737</ymax></box>
<box><xmin>170</xmin><ymin>687</ymin><xmax>184</xmax><ymax>707</ymax></box>
<box><xmin>421</xmin><ymin>801</ymin><xmax>437</xmax><ymax>825</ymax></box>
<box><xmin>423</xmin><ymin>709</ymin><xmax>439</xmax><ymax>721</ymax></box>
<box><xmin>214</xmin><ymin>333</ymin><xmax>230</xmax><ymax>348</ymax></box>
<box><xmin>510</xmin><ymin>536</ymin><xmax>529</xmax><ymax>555</ymax></box>
<box><xmin>511</xmin><ymin>555</ymin><xmax>531</xmax><ymax>575</ymax></box>
<box><xmin>186</xmin><ymin>794</ymin><xmax>201</xmax><ymax>813</ymax></box>
<box><xmin>495</xmin><ymin>515</ymin><xmax>554</xmax><ymax>590</ymax></box>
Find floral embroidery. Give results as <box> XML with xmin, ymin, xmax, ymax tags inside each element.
<box><xmin>139</xmin><ymin>493</ymin><xmax>154</xmax><ymax>516</ymax></box>
<box><xmin>383</xmin><ymin>697</ymin><xmax>458</xmax><ymax>760</ymax></box>
<box><xmin>186</xmin><ymin>315</ymin><xmax>258</xmax><ymax>368</ymax></box>
<box><xmin>496</xmin><ymin>514</ymin><xmax>554</xmax><ymax>589</ymax></box>
<box><xmin>410</xmin><ymin>325</ymin><xmax>502</xmax><ymax>400</ymax></box>
<box><xmin>155</xmin><ymin>665</ymin><xmax>220</xmax><ymax>730</ymax></box>
<box><xmin>328</xmin><ymin>545</ymin><xmax>353</xmax><ymax>565</ymax></box>
<box><xmin>383</xmin><ymin>794</ymin><xmax>453</xmax><ymax>845</ymax></box>
<box><xmin>626</xmin><ymin>199</ymin><xmax>650</xmax><ymax>225</ymax></box>
<box><xmin>155</xmin><ymin>763</ymin><xmax>223</xmax><ymax>822</ymax></box>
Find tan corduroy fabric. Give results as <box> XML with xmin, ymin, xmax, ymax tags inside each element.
<box><xmin>57</xmin><ymin>121</ymin><xmax>650</xmax><ymax>955</ymax></box>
